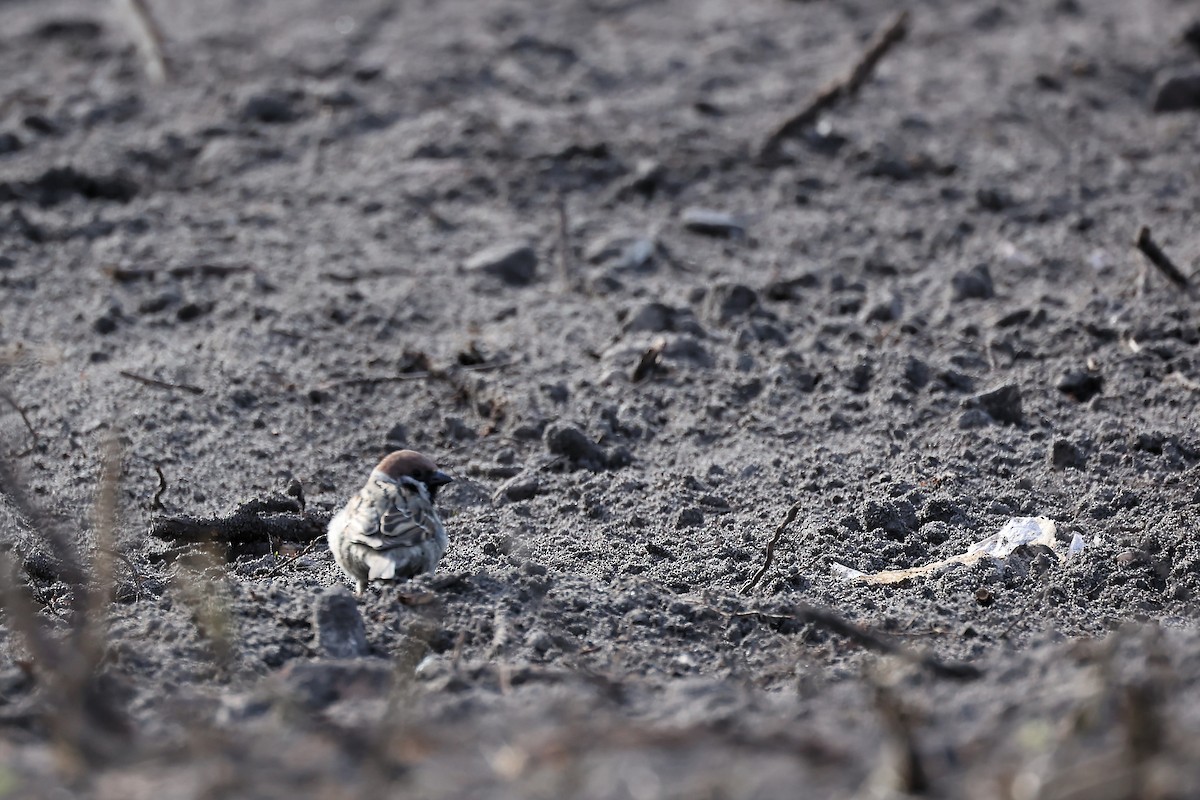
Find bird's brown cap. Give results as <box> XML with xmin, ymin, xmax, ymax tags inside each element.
<box><xmin>374</xmin><ymin>450</ymin><xmax>453</xmax><ymax>493</ymax></box>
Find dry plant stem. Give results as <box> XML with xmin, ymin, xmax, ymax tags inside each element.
<box><xmin>1134</xmin><ymin>225</ymin><xmax>1191</xmax><ymax>291</ymax></box>
<box><xmin>741</xmin><ymin>500</ymin><xmax>803</xmax><ymax>593</ymax></box>
<box><xmin>118</xmin><ymin>370</ymin><xmax>205</xmax><ymax>395</ymax></box>
<box><xmin>317</xmin><ymin>359</ymin><xmax>512</xmax><ymax>391</ymax></box>
<box><xmin>557</xmin><ymin>193</ymin><xmax>572</xmax><ymax>289</ymax></box>
<box><xmin>151</xmin><ymin>463</ymin><xmax>167</xmax><ymax>511</ymax></box>
<box><xmin>115</xmin><ymin>0</ymin><xmax>170</xmax><ymax>83</ymax></box>
<box><xmin>759</xmin><ymin>9</ymin><xmax>910</xmax><ymax>160</ymax></box>
<box><xmin>868</xmin><ymin>675</ymin><xmax>930</xmax><ymax>795</ymax></box>
<box><xmin>793</xmin><ymin>604</ymin><xmax>981</xmax><ymax>680</ymax></box>
<box><xmin>83</xmin><ymin>437</ymin><xmax>122</xmax><ymax>664</ymax></box>
<box><xmin>0</xmin><ymin>390</ymin><xmax>40</xmax><ymax>456</ymax></box>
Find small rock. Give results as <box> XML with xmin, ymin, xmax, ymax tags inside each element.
<box><xmin>862</xmin><ymin>498</ymin><xmax>917</xmax><ymax>541</ymax></box>
<box><xmin>967</xmin><ymin>383</ymin><xmax>1023</xmax><ymax>425</ymax></box>
<box><xmin>949</xmin><ymin>264</ymin><xmax>994</xmax><ymax>301</ymax></box>
<box><xmin>0</xmin><ymin>132</ymin><xmax>22</xmax><ymax>156</ymax></box>
<box><xmin>314</xmin><ymin>586</ymin><xmax>370</xmax><ymax>658</ymax></box>
<box><xmin>240</xmin><ymin>88</ymin><xmax>303</xmax><ymax>124</ymax></box>
<box><xmin>675</xmin><ymin>508</ymin><xmax>704</xmax><ymax>528</ymax></box>
<box><xmin>1151</xmin><ymin>70</ymin><xmax>1200</xmax><ymax>113</ymax></box>
<box><xmin>384</xmin><ymin>423</ymin><xmax>407</xmax><ymax>445</ymax></box>
<box><xmin>1058</xmin><ymin>370</ymin><xmax>1102</xmax><ymax>403</ymax></box>
<box><xmin>544</xmin><ymin>422</ymin><xmax>606</xmax><ymax>470</ymax></box>
<box><xmin>703</xmin><ymin>283</ymin><xmax>759</xmax><ymax>324</ymax></box>
<box><xmin>586</xmin><ymin>235</ymin><xmax>657</xmax><ymax>271</ymax></box>
<box><xmin>976</xmin><ymin>187</ymin><xmax>1014</xmax><ymax>212</ymax></box>
<box><xmin>495</xmin><ymin>473</ymin><xmax>540</xmax><ymax>503</ymax></box>
<box><xmin>525</xmin><ymin>629</ymin><xmax>554</xmax><ymax>654</ymax></box>
<box><xmin>93</xmin><ymin>313</ymin><xmax>119</xmax><ymax>335</ymax></box>
<box><xmin>1186</xmin><ymin>19</ymin><xmax>1200</xmax><ymax>55</ymax></box>
<box><xmin>681</xmin><ymin>207</ymin><xmax>745</xmax><ymax>238</ymax></box>
<box><xmin>1049</xmin><ymin>439</ymin><xmax>1086</xmax><ymax>470</ymax></box>
<box><xmin>624</xmin><ymin>302</ymin><xmax>677</xmax><ymax>333</ymax></box>
<box><xmin>864</xmin><ymin>294</ymin><xmax>902</xmax><ymax>322</ymax></box>
<box><xmin>903</xmin><ymin>356</ymin><xmax>930</xmax><ymax>390</ymax></box>
<box><xmin>465</xmin><ymin>242</ymin><xmax>538</xmax><ymax>285</ymax></box>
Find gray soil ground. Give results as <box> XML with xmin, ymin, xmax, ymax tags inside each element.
<box><xmin>2</xmin><ymin>0</ymin><xmax>1199</xmax><ymax>797</ymax></box>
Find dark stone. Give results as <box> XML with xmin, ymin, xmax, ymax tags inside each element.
<box><xmin>313</xmin><ymin>587</ymin><xmax>370</xmax><ymax>658</ymax></box>
<box><xmin>1186</xmin><ymin>19</ymin><xmax>1200</xmax><ymax>55</ymax></box>
<box><xmin>1151</xmin><ymin>70</ymin><xmax>1200</xmax><ymax>113</ymax></box>
<box><xmin>862</xmin><ymin>499</ymin><xmax>918</xmax><ymax>541</ymax></box>
<box><xmin>0</xmin><ymin>132</ymin><xmax>22</xmax><ymax>156</ymax></box>
<box><xmin>176</xmin><ymin>302</ymin><xmax>209</xmax><ymax>322</ymax></box>
<box><xmin>681</xmin><ymin>207</ymin><xmax>744</xmax><ymax>237</ymax></box>
<box><xmin>240</xmin><ymin>88</ymin><xmax>303</xmax><ymax>124</ymax></box>
<box><xmin>385</xmin><ymin>423</ymin><xmax>407</xmax><ymax>445</ymax></box>
<box><xmin>544</xmin><ymin>422</ymin><xmax>606</xmax><ymax>470</ymax></box>
<box><xmin>675</xmin><ymin>507</ymin><xmax>704</xmax><ymax>528</ymax></box>
<box><xmin>93</xmin><ymin>314</ymin><xmax>119</xmax><ymax>334</ymax></box>
<box><xmin>949</xmin><ymin>264</ymin><xmax>994</xmax><ymax>301</ymax></box>
<box><xmin>465</xmin><ymin>242</ymin><xmax>538</xmax><ymax>285</ymax></box>
<box><xmin>1057</xmin><ymin>370</ymin><xmax>1102</xmax><ymax>402</ymax></box>
<box><xmin>703</xmin><ymin>283</ymin><xmax>759</xmax><ymax>324</ymax></box>
<box><xmin>903</xmin><ymin>356</ymin><xmax>929</xmax><ymax>390</ymax></box>
<box><xmin>497</xmin><ymin>474</ymin><xmax>540</xmax><ymax>502</ymax></box>
<box><xmin>968</xmin><ymin>383</ymin><xmax>1023</xmax><ymax>425</ymax></box>
<box><xmin>976</xmin><ymin>187</ymin><xmax>1014</xmax><ymax>211</ymax></box>
<box><xmin>1050</xmin><ymin>439</ymin><xmax>1086</xmax><ymax>470</ymax></box>
<box><xmin>230</xmin><ymin>389</ymin><xmax>258</xmax><ymax>409</ymax></box>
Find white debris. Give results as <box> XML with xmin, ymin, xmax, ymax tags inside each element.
<box><xmin>832</xmin><ymin>517</ymin><xmax>1082</xmax><ymax>585</ymax></box>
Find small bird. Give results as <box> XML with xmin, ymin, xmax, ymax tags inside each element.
<box><xmin>327</xmin><ymin>450</ymin><xmax>453</xmax><ymax>596</ymax></box>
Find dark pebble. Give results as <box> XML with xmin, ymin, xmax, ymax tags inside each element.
<box><xmin>465</xmin><ymin>242</ymin><xmax>538</xmax><ymax>285</ymax></box>
<box><xmin>313</xmin><ymin>587</ymin><xmax>370</xmax><ymax>659</ymax></box>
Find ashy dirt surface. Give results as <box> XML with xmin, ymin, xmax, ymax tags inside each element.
<box><xmin>2</xmin><ymin>0</ymin><xmax>1200</xmax><ymax>796</ymax></box>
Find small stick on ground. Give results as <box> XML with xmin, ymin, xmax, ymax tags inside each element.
<box><xmin>630</xmin><ymin>337</ymin><xmax>666</xmax><ymax>382</ymax></box>
<box><xmin>557</xmin><ymin>193</ymin><xmax>573</xmax><ymax>290</ymax></box>
<box><xmin>151</xmin><ymin>463</ymin><xmax>167</xmax><ymax>511</ymax></box>
<box><xmin>119</xmin><ymin>370</ymin><xmax>205</xmax><ymax>395</ymax></box>
<box><xmin>150</xmin><ymin>498</ymin><xmax>330</xmax><ymax>560</ymax></box>
<box><xmin>1134</xmin><ymin>225</ymin><xmax>1191</xmax><ymax>292</ymax></box>
<box><xmin>1</xmin><ymin>390</ymin><xmax>40</xmax><ymax>456</ymax></box>
<box><xmin>316</xmin><ymin>359</ymin><xmax>512</xmax><ymax>391</ymax></box>
<box><xmin>759</xmin><ymin>10</ymin><xmax>910</xmax><ymax>161</ymax></box>
<box><xmin>741</xmin><ymin>501</ymin><xmax>803</xmax><ymax>593</ymax></box>
<box><xmin>794</xmin><ymin>604</ymin><xmax>981</xmax><ymax>680</ymax></box>
<box><xmin>114</xmin><ymin>0</ymin><xmax>170</xmax><ymax>84</ymax></box>
<box><xmin>866</xmin><ymin>672</ymin><xmax>930</xmax><ymax>795</ymax></box>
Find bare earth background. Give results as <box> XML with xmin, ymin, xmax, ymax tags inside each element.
<box><xmin>1</xmin><ymin>0</ymin><xmax>1199</xmax><ymax>797</ymax></box>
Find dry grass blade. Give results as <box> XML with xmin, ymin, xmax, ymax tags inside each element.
<box><xmin>114</xmin><ymin>0</ymin><xmax>170</xmax><ymax>84</ymax></box>
<box><xmin>1134</xmin><ymin>225</ymin><xmax>1191</xmax><ymax>292</ymax></box>
<box><xmin>0</xmin><ymin>428</ymin><xmax>133</xmax><ymax>772</ymax></box>
<box><xmin>0</xmin><ymin>389</ymin><xmax>40</xmax><ymax>456</ymax></box>
<box><xmin>741</xmin><ymin>500</ymin><xmax>803</xmax><ymax>593</ymax></box>
<box><xmin>760</xmin><ymin>10</ymin><xmax>910</xmax><ymax>161</ymax></box>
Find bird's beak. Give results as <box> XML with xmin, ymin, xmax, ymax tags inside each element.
<box><xmin>428</xmin><ymin>470</ymin><xmax>453</xmax><ymax>487</ymax></box>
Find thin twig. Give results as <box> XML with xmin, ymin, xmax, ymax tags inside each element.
<box><xmin>741</xmin><ymin>501</ymin><xmax>803</xmax><ymax>593</ymax></box>
<box><xmin>0</xmin><ymin>390</ymin><xmax>40</xmax><ymax>456</ymax></box>
<box><xmin>261</xmin><ymin>537</ymin><xmax>325</xmax><ymax>579</ymax></box>
<box><xmin>316</xmin><ymin>360</ymin><xmax>512</xmax><ymax>391</ymax></box>
<box><xmin>759</xmin><ymin>10</ymin><xmax>910</xmax><ymax>161</ymax></box>
<box><xmin>118</xmin><ymin>370</ymin><xmax>205</xmax><ymax>395</ymax></box>
<box><xmin>1134</xmin><ymin>225</ymin><xmax>1191</xmax><ymax>291</ymax></box>
<box><xmin>151</xmin><ymin>463</ymin><xmax>167</xmax><ymax>511</ymax></box>
<box><xmin>793</xmin><ymin>604</ymin><xmax>980</xmax><ymax>680</ymax></box>
<box><xmin>114</xmin><ymin>0</ymin><xmax>170</xmax><ymax>84</ymax></box>
<box><xmin>557</xmin><ymin>193</ymin><xmax>573</xmax><ymax>290</ymax></box>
